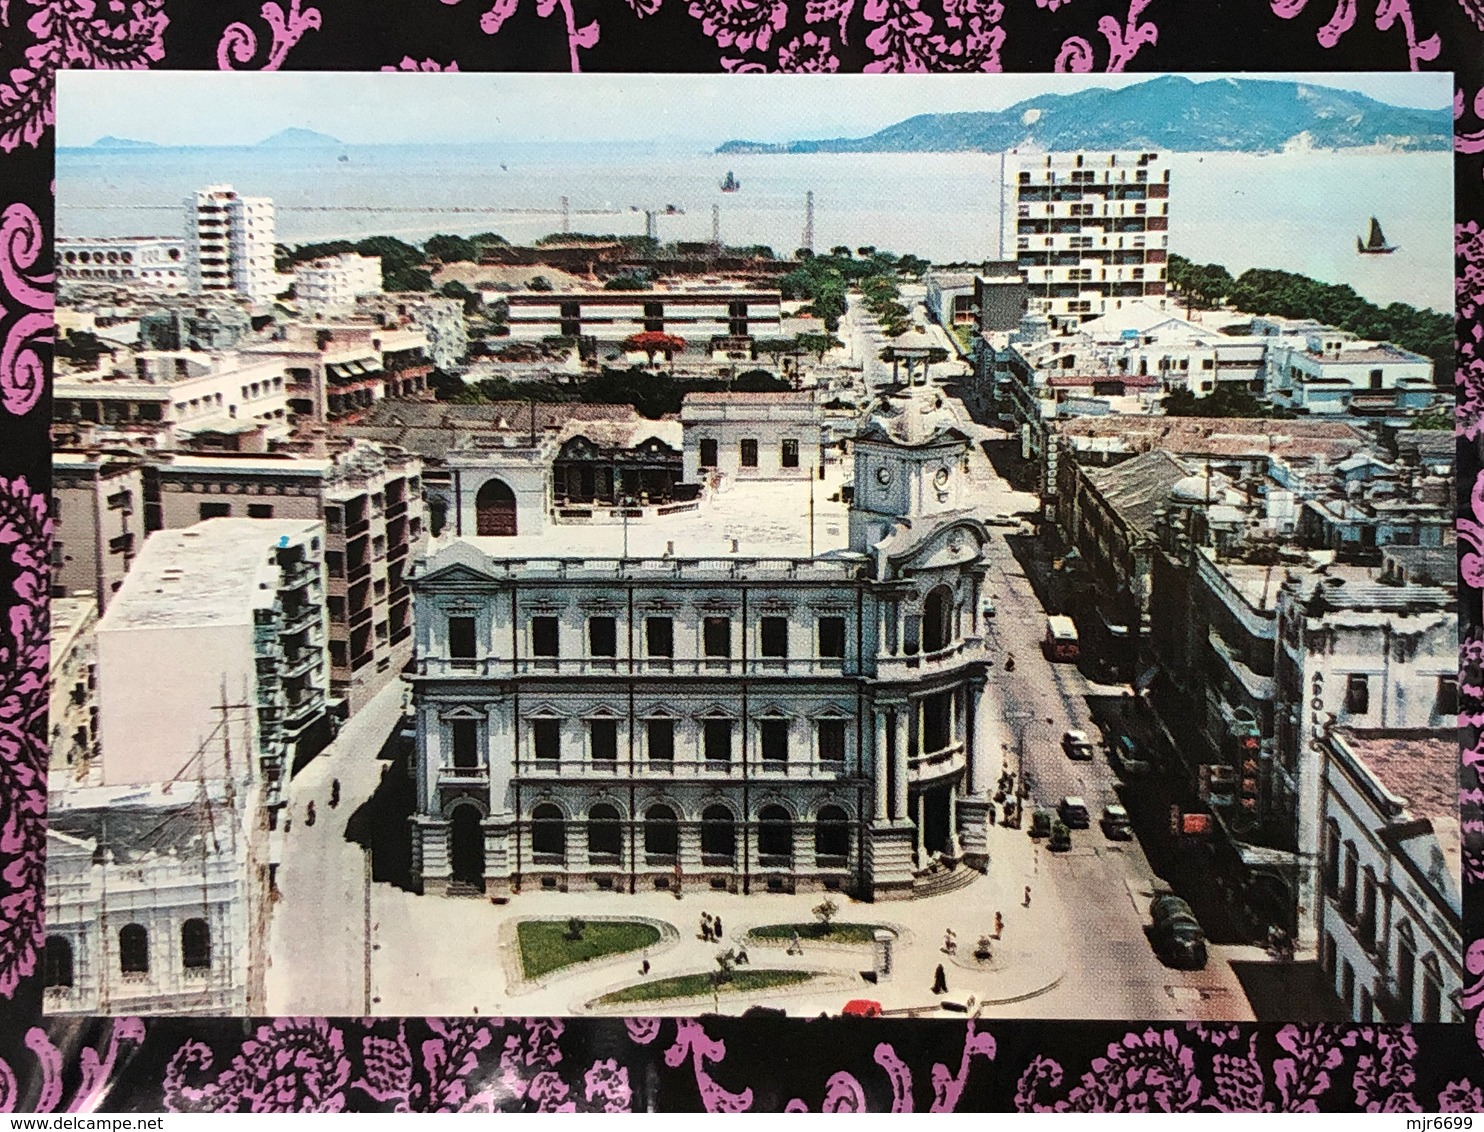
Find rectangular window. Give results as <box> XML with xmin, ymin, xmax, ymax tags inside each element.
<box><xmin>531</xmin><ymin>616</ymin><xmax>559</xmax><ymax>657</ymax></box>
<box><xmin>199</xmin><ymin>501</ymin><xmax>231</xmax><ymax>520</ymax></box>
<box><xmin>1369</xmin><ymin>368</ymin><xmax>1384</xmax><ymax>390</ymax></box>
<box><xmin>647</xmin><ymin>719</ymin><xmax>674</xmax><ymax>763</ymax></box>
<box><xmin>704</xmin><ymin>719</ymin><xmax>732</xmax><ymax>764</ymax></box>
<box><xmin>703</xmin><ymin>616</ymin><xmax>731</xmax><ymax>658</ymax></box>
<box><xmin>533</xmin><ymin>718</ymin><xmax>560</xmax><ymax>761</ymax></box>
<box><xmin>903</xmin><ymin>614</ymin><xmax>922</xmax><ymax>656</ymax></box>
<box><xmin>1437</xmin><ymin>675</ymin><xmax>1459</xmax><ymax>715</ymax></box>
<box><xmin>760</xmin><ymin>719</ymin><xmax>789</xmax><ymax>765</ymax></box>
<box><xmin>590</xmin><ymin>719</ymin><xmax>618</xmax><ymax>762</ymax></box>
<box><xmin>451</xmin><ymin>720</ymin><xmax>478</xmax><ymax>769</ymax></box>
<box><xmin>819</xmin><ymin>719</ymin><xmax>847</xmax><ymax>765</ymax></box>
<box><xmin>699</xmin><ymin>438</ymin><xmax>718</xmax><ymax>468</ymax></box>
<box><xmin>760</xmin><ymin>617</ymin><xmax>788</xmax><ymax>658</ymax></box>
<box><xmin>646</xmin><ymin>617</ymin><xmax>674</xmax><ymax>657</ymax></box>
<box><xmin>1345</xmin><ymin>674</ymin><xmax>1370</xmax><ymax>715</ymax></box>
<box><xmin>246</xmin><ymin>503</ymin><xmax>275</xmax><ymax>519</ymax></box>
<box><xmin>589</xmin><ymin>616</ymin><xmax>617</xmax><ymax>657</ymax></box>
<box><xmin>818</xmin><ymin>616</ymin><xmax>846</xmax><ymax>658</ymax></box>
<box><xmin>740</xmin><ymin>438</ymin><xmax>758</xmax><ymax>467</ymax></box>
<box><xmin>781</xmin><ymin>439</ymin><xmax>799</xmax><ymax>468</ymax></box>
<box><xmin>448</xmin><ymin>616</ymin><xmax>476</xmax><ymax>659</ymax></box>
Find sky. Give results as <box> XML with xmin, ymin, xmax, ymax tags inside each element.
<box><xmin>57</xmin><ymin>71</ymin><xmax>1452</xmax><ymax>150</ymax></box>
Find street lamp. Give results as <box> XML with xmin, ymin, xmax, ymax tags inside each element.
<box><xmin>1004</xmin><ymin>709</ymin><xmax>1033</xmax><ymax>805</ymax></box>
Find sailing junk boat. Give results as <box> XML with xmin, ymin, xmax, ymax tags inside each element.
<box><xmin>1357</xmin><ymin>217</ymin><xmax>1397</xmax><ymax>255</ymax></box>
<box><xmin>720</xmin><ymin>171</ymin><xmax>741</xmax><ymax>192</ymax></box>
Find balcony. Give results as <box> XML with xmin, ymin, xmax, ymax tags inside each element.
<box><xmin>910</xmin><ymin>741</ymin><xmax>966</xmax><ymax>784</ymax></box>
<box><xmin>278</xmin><ymin>604</ymin><xmax>320</xmax><ymax>635</ymax></box>
<box><xmin>437</xmin><ymin>764</ymin><xmax>490</xmax><ymax>784</ymax></box>
<box><xmin>877</xmin><ymin>637</ymin><xmax>982</xmax><ymax>681</ymax></box>
<box><xmin>280</xmin><ymin>648</ymin><xmax>320</xmax><ymax>679</ymax></box>
<box><xmin>414</xmin><ymin>656</ymin><xmax>864</xmax><ymax>680</ymax></box>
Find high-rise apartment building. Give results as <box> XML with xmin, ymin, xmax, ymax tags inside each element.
<box><xmin>184</xmin><ymin>185</ymin><xmax>279</xmax><ymax>303</ymax></box>
<box><xmin>1004</xmin><ymin>151</ymin><xmax>1171</xmax><ymax>329</ymax></box>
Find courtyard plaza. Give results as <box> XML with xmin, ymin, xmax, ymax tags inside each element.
<box><xmin>267</xmin><ymin>681</ymin><xmax>1252</xmax><ymax>1019</ymax></box>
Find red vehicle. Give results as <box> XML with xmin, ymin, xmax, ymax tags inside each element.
<box><xmin>841</xmin><ymin>999</ymin><xmax>883</xmax><ymax>1017</ymax></box>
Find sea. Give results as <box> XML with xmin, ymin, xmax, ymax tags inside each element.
<box><xmin>56</xmin><ymin>144</ymin><xmax>1453</xmax><ymax>313</ymax></box>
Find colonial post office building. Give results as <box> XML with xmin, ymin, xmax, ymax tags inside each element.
<box><xmin>406</xmin><ymin>390</ymin><xmax>1001</xmax><ymax>901</ymax></box>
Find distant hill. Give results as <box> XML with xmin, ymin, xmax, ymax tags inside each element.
<box><xmin>257</xmin><ymin>128</ymin><xmax>343</xmax><ymax>148</ymax></box>
<box><xmin>90</xmin><ymin>136</ymin><xmax>160</xmax><ymax>149</ymax></box>
<box><xmin>717</xmin><ymin>76</ymin><xmax>1450</xmax><ymax>155</ymax></box>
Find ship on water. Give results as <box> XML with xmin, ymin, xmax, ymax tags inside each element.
<box><xmin>720</xmin><ymin>170</ymin><xmax>741</xmax><ymax>192</ymax></box>
<box><xmin>1357</xmin><ymin>216</ymin><xmax>1396</xmax><ymax>255</ymax></box>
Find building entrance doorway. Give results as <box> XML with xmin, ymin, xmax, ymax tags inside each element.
<box><xmin>918</xmin><ymin>786</ymin><xmax>953</xmax><ymax>859</ymax></box>
<box><xmin>449</xmin><ymin>806</ymin><xmax>485</xmax><ymax>888</ymax></box>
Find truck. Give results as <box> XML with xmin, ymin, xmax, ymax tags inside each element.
<box><xmin>1043</xmin><ymin>615</ymin><xmax>1080</xmax><ymax>662</ymax></box>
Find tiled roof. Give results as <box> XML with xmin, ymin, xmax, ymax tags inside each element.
<box><xmin>1082</xmin><ymin>449</ymin><xmax>1190</xmax><ymax>536</ymax></box>
<box><xmin>1338</xmin><ymin>729</ymin><xmax>1458</xmax><ymax>823</ymax></box>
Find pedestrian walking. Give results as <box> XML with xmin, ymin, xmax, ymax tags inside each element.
<box><xmin>942</xmin><ymin>928</ymin><xmax>957</xmax><ymax>955</ymax></box>
<box><xmin>787</xmin><ymin>930</ymin><xmax>803</xmax><ymax>956</ymax></box>
<box><xmin>701</xmin><ymin>912</ymin><xmax>713</xmax><ymax>942</ymax></box>
<box><xmin>329</xmin><ymin>778</ymin><xmax>341</xmax><ymax>809</ymax></box>
<box><xmin>306</xmin><ymin>800</ymin><xmax>316</xmax><ymax>827</ymax></box>
<box><xmin>1023</xmin><ymin>885</ymin><xmax>1031</xmax><ymax>908</ymax></box>
<box><xmin>993</xmin><ymin>911</ymin><xmax>1003</xmax><ymax>940</ymax></box>
<box><xmin>932</xmin><ymin>963</ymin><xmax>948</xmax><ymax>995</ymax></box>
<box><xmin>640</xmin><ymin>953</ymin><xmax>651</xmax><ymax>976</ymax></box>
<box><xmin>735</xmin><ymin>944</ymin><xmax>750</xmax><ymax>965</ymax></box>
<box><xmin>712</xmin><ymin>914</ymin><xmax>723</xmax><ymax>939</ymax></box>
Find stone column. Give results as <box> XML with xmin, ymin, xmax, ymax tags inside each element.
<box><xmin>948</xmin><ymin>781</ymin><xmax>963</xmax><ymax>857</ymax></box>
<box><xmin>951</xmin><ymin>686</ymin><xmax>962</xmax><ymax>747</ymax></box>
<box><xmin>915</xmin><ymin>791</ymin><xmax>927</xmax><ymax>862</ymax></box>
<box><xmin>874</xmin><ymin>710</ymin><xmax>890</xmax><ymax>821</ymax></box>
<box><xmin>917</xmin><ymin>698</ymin><xmax>927</xmax><ymax>759</ymax></box>
<box><xmin>893</xmin><ymin>708</ymin><xmax>910</xmax><ymax>821</ymax></box>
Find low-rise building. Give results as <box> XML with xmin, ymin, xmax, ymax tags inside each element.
<box><xmin>505</xmin><ymin>286</ymin><xmax>783</xmax><ymax>349</ymax></box>
<box><xmin>49</xmin><ymin>596</ymin><xmax>99</xmax><ymax>784</ymax></box>
<box><xmin>52</xmin><ymin>452</ymin><xmax>147</xmax><ymax>611</ymax></box>
<box><xmin>294</xmin><ymin>253</ymin><xmax>383</xmax><ymax>314</ymax></box>
<box><xmin>57</xmin><ymin>236</ymin><xmax>187</xmax><ymax>290</ymax></box>
<box><xmin>241</xmin><ymin>323</ymin><xmax>432</xmax><ymax>423</ymax></box>
<box><xmin>357</xmin><ymin>293</ymin><xmax>469</xmax><ymax>371</ymax></box>
<box><xmin>681</xmin><ymin>391</ymin><xmax>827</xmax><ymax>485</ymax></box>
<box><xmin>44</xmin><ymin>778</ymin><xmax>269</xmax><ymax>1017</ymax></box>
<box><xmin>1318</xmin><ymin>728</ymin><xmax>1461</xmax><ymax>1022</ymax></box>
<box><xmin>1265</xmin><ymin>337</ymin><xmax>1439</xmax><ymax>422</ymax></box>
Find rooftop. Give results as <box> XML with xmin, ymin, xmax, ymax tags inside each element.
<box><xmin>50</xmin><ymin>597</ymin><xmax>97</xmax><ymax>672</ymax></box>
<box><xmin>1337</xmin><ymin>728</ymin><xmax>1458</xmax><ymax>824</ymax></box>
<box><xmin>1054</xmin><ymin>416</ymin><xmax>1376</xmax><ymax>463</ymax></box>
<box><xmin>1083</xmin><ymin>449</ymin><xmax>1190</xmax><ymax>536</ymax></box>
<box><xmin>447</xmin><ymin>472</ymin><xmax>851</xmax><ymax>562</ymax></box>
<box><xmin>99</xmin><ymin>518</ymin><xmax>320</xmax><ymax>633</ymax></box>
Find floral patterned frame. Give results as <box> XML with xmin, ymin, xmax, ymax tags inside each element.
<box><xmin>0</xmin><ymin>0</ymin><xmax>1480</xmax><ymax>1112</ymax></box>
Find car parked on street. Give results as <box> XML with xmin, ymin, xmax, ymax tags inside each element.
<box><xmin>1101</xmin><ymin>804</ymin><xmax>1132</xmax><ymax>840</ymax></box>
<box><xmin>1061</xmin><ymin>728</ymin><xmax>1096</xmax><ymax>761</ymax></box>
<box><xmin>1030</xmin><ymin>808</ymin><xmax>1053</xmax><ymax>838</ymax></box>
<box><xmin>1058</xmin><ymin>796</ymin><xmax>1090</xmax><ymax>829</ymax></box>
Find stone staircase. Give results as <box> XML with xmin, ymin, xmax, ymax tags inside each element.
<box><xmin>912</xmin><ymin>862</ymin><xmax>980</xmax><ymax>899</ymax></box>
<box><xmin>444</xmin><ymin>880</ymin><xmax>486</xmax><ymax>898</ymax></box>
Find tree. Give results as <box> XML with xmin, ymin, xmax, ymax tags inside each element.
<box><xmin>621</xmin><ymin>331</ymin><xmax>686</xmax><ymax>366</ymax></box>
<box><xmin>528</xmin><ymin>275</ymin><xmax>554</xmax><ymax>292</ymax></box>
<box><xmin>1411</xmin><ymin>404</ymin><xmax>1454</xmax><ymax>430</ymax></box>
<box><xmin>829</xmin><ymin>245</ymin><xmax>853</xmax><ymax>258</ymax></box>
<box><xmin>603</xmin><ymin>274</ymin><xmax>649</xmax><ymax>291</ymax></box>
<box><xmin>440</xmin><ymin>280</ymin><xmax>481</xmax><ymax>315</ymax></box>
<box><xmin>895</xmin><ymin>253</ymin><xmax>930</xmax><ymax>277</ymax></box>
<box><xmin>796</xmin><ymin>331</ymin><xmax>842</xmax><ymax>361</ymax></box>
<box><xmin>424</xmin><ymin>234</ymin><xmax>478</xmax><ymax>264</ymax></box>
<box><xmin>813</xmin><ymin>898</ymin><xmax>839</xmax><ymax>929</ymax></box>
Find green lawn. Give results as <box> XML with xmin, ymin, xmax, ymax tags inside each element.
<box><xmin>516</xmin><ymin>920</ymin><xmax>662</xmax><ymax>980</ymax></box>
<box><xmin>597</xmin><ymin>968</ymin><xmax>817</xmax><ymax>1006</ymax></box>
<box><xmin>746</xmin><ymin>922</ymin><xmax>885</xmax><ymax>945</ymax></box>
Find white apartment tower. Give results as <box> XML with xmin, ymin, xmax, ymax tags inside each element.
<box><xmin>184</xmin><ymin>185</ymin><xmax>279</xmax><ymax>303</ymax></box>
<box><xmin>1004</xmin><ymin>151</ymin><xmax>1171</xmax><ymax>329</ymax></box>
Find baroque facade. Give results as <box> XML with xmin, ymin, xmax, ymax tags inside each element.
<box><xmin>406</xmin><ymin>389</ymin><xmax>1000</xmax><ymax>900</ymax></box>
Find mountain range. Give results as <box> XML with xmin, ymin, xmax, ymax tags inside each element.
<box><xmin>86</xmin><ymin>127</ymin><xmax>344</xmax><ymax>149</ymax></box>
<box><xmin>715</xmin><ymin>77</ymin><xmax>1450</xmax><ymax>155</ymax></box>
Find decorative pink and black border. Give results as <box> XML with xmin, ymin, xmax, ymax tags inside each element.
<box><xmin>0</xmin><ymin>0</ymin><xmax>1480</xmax><ymax>1111</ymax></box>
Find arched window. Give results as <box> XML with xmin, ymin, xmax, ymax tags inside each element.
<box><xmin>475</xmin><ymin>478</ymin><xmax>518</xmax><ymax>537</ymax></box>
<box><xmin>701</xmin><ymin>804</ymin><xmax>736</xmax><ymax>863</ymax></box>
<box><xmin>644</xmin><ymin>805</ymin><xmax>678</xmax><ymax>859</ymax></box>
<box><xmin>814</xmin><ymin>805</ymin><xmax>850</xmax><ymax>863</ymax></box>
<box><xmin>1396</xmin><ymin>921</ymin><xmax>1416</xmax><ymax>1016</ymax></box>
<box><xmin>182</xmin><ymin>918</ymin><xmax>211</xmax><ymax>970</ymax></box>
<box><xmin>922</xmin><ymin>585</ymin><xmax>954</xmax><ymax>654</ymax></box>
<box><xmin>587</xmin><ymin>803</ymin><xmax>622</xmax><ymax>860</ymax></box>
<box><xmin>531</xmin><ymin>804</ymin><xmax>566</xmax><ymax>858</ymax></box>
<box><xmin>758</xmin><ymin>805</ymin><xmax>793</xmax><ymax>862</ymax></box>
<box><xmin>119</xmin><ymin>923</ymin><xmax>149</xmax><ymax>975</ymax></box>
<box><xmin>44</xmin><ymin>935</ymin><xmax>74</xmax><ymax>988</ymax></box>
